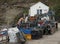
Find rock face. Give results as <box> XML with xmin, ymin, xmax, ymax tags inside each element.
<box><xmin>0</xmin><ymin>6</ymin><xmax>23</xmax><ymax>26</ymax></box>
<box><xmin>5</xmin><ymin>8</ymin><xmax>22</xmax><ymax>25</ymax></box>
<box><xmin>0</xmin><ymin>6</ymin><xmax>6</xmax><ymax>25</ymax></box>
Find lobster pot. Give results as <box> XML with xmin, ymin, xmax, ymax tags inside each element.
<box><xmin>25</xmin><ymin>34</ymin><xmax>31</xmax><ymax>40</ymax></box>
<box><xmin>31</xmin><ymin>30</ymin><xmax>43</xmax><ymax>39</ymax></box>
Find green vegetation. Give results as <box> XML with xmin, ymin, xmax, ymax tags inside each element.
<box><xmin>23</xmin><ymin>8</ymin><xmax>28</xmax><ymax>16</ymax></box>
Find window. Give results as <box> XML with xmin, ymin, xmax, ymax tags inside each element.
<box><xmin>37</xmin><ymin>10</ymin><xmax>39</xmax><ymax>14</ymax></box>
<box><xmin>37</xmin><ymin>9</ymin><xmax>42</xmax><ymax>14</ymax></box>
<box><xmin>40</xmin><ymin>10</ymin><xmax>42</xmax><ymax>14</ymax></box>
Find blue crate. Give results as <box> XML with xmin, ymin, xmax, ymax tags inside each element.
<box><xmin>19</xmin><ymin>28</ymin><xmax>32</xmax><ymax>34</ymax></box>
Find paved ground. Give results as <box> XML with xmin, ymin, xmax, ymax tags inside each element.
<box><xmin>26</xmin><ymin>23</ymin><xmax>60</xmax><ymax>44</ymax></box>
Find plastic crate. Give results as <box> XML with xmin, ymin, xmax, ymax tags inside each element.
<box><xmin>25</xmin><ymin>34</ymin><xmax>31</xmax><ymax>40</ymax></box>
<box><xmin>20</xmin><ymin>28</ymin><xmax>32</xmax><ymax>34</ymax></box>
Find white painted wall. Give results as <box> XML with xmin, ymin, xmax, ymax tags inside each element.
<box><xmin>29</xmin><ymin>2</ymin><xmax>49</xmax><ymax>16</ymax></box>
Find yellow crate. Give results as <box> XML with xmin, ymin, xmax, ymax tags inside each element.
<box><xmin>25</xmin><ymin>34</ymin><xmax>31</xmax><ymax>40</ymax></box>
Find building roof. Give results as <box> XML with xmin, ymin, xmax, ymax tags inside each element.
<box><xmin>30</xmin><ymin>2</ymin><xmax>49</xmax><ymax>8</ymax></box>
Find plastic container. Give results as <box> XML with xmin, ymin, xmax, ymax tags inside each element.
<box><xmin>25</xmin><ymin>34</ymin><xmax>31</xmax><ymax>40</ymax></box>
<box><xmin>20</xmin><ymin>28</ymin><xmax>32</xmax><ymax>34</ymax></box>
